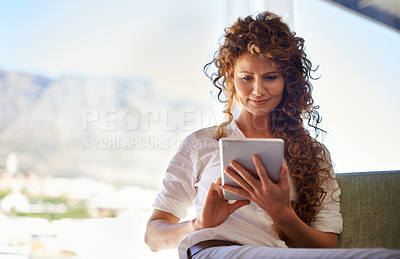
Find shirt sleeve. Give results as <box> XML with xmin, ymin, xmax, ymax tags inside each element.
<box><xmin>152</xmin><ymin>134</ymin><xmax>202</xmax><ymax>219</ymax></box>
<box><xmin>310</xmin><ymin>145</ymin><xmax>343</xmax><ymax>234</ymax></box>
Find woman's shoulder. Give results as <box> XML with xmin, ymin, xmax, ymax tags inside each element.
<box><xmin>311</xmin><ymin>139</ymin><xmax>332</xmax><ymax>160</ymax></box>
<box><xmin>178</xmin><ymin>126</ymin><xmax>218</xmax><ymax>151</ymax></box>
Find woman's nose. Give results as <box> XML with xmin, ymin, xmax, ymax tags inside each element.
<box><xmin>252</xmin><ymin>79</ymin><xmax>265</xmax><ymax>96</ymax></box>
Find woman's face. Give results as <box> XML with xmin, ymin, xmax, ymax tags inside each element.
<box><xmin>233</xmin><ymin>53</ymin><xmax>285</xmax><ymax>118</ymax></box>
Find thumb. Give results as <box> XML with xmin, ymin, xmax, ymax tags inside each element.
<box><xmin>210</xmin><ymin>178</ymin><xmax>224</xmax><ymax>197</ymax></box>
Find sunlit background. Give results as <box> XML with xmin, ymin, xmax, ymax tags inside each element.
<box><xmin>0</xmin><ymin>0</ymin><xmax>399</xmax><ymax>258</ymax></box>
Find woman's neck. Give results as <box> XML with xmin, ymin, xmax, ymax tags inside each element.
<box><xmin>236</xmin><ymin>112</ymin><xmax>272</xmax><ymax>138</ymax></box>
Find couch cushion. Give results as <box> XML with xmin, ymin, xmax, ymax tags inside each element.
<box><xmin>337</xmin><ymin>171</ymin><xmax>400</xmax><ymax>249</ymax></box>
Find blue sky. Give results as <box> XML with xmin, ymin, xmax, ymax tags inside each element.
<box><xmin>0</xmin><ymin>0</ymin><xmax>224</xmax><ymax>102</ymax></box>
<box><xmin>1</xmin><ymin>0</ymin><xmax>399</xmax><ymax>173</ymax></box>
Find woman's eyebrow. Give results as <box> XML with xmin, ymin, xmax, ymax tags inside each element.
<box><xmin>238</xmin><ymin>70</ymin><xmax>280</xmax><ymax>74</ymax></box>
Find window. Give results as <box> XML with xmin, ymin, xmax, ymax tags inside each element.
<box><xmin>1</xmin><ymin>0</ymin><xmax>399</xmax><ymax>258</ymax></box>
<box><xmin>0</xmin><ymin>1</ymin><xmax>223</xmax><ymax>258</ymax></box>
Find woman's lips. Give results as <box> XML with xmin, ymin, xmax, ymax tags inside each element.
<box><xmin>249</xmin><ymin>98</ymin><xmax>270</xmax><ymax>105</ymax></box>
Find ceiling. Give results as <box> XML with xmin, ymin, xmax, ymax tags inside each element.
<box><xmin>324</xmin><ymin>0</ymin><xmax>400</xmax><ymax>32</ymax></box>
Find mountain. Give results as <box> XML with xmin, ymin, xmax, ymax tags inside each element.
<box><xmin>0</xmin><ymin>69</ymin><xmax>53</xmax><ymax>132</ymax></box>
<box><xmin>0</xmin><ymin>69</ymin><xmax>216</xmax><ymax>188</ymax></box>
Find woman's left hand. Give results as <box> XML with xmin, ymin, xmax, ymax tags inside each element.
<box><xmin>222</xmin><ymin>155</ymin><xmax>292</xmax><ymax>222</ymax></box>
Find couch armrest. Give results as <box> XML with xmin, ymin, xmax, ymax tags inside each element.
<box><xmin>337</xmin><ymin>171</ymin><xmax>400</xmax><ymax>249</ymax></box>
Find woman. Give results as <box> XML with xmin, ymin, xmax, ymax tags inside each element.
<box><xmin>145</xmin><ymin>11</ymin><xmax>343</xmax><ymax>258</ymax></box>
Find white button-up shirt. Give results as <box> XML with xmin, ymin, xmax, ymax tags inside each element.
<box><xmin>152</xmin><ymin>121</ymin><xmax>343</xmax><ymax>258</ymax></box>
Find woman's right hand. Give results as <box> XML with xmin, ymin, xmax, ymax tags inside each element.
<box><xmin>145</xmin><ymin>177</ymin><xmax>249</xmax><ymax>251</ymax></box>
<box><xmin>193</xmin><ymin>177</ymin><xmax>250</xmax><ymax>230</ymax></box>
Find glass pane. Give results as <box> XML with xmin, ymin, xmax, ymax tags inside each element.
<box><xmin>0</xmin><ymin>1</ymin><xmax>224</xmax><ymax>258</ymax></box>
<box><xmin>294</xmin><ymin>0</ymin><xmax>400</xmax><ymax>173</ymax></box>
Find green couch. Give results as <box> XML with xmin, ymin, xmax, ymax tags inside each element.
<box><xmin>337</xmin><ymin>171</ymin><xmax>400</xmax><ymax>249</ymax></box>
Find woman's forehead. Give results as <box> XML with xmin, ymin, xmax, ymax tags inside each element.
<box><xmin>233</xmin><ymin>53</ymin><xmax>280</xmax><ymax>72</ymax></box>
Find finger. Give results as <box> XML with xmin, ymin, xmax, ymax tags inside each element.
<box><xmin>222</xmin><ymin>183</ymin><xmax>251</xmax><ymax>199</ymax></box>
<box><xmin>252</xmin><ymin>154</ymin><xmax>272</xmax><ymax>185</ymax></box>
<box><xmin>210</xmin><ymin>182</ymin><xmax>224</xmax><ymax>197</ymax></box>
<box><xmin>225</xmin><ymin>167</ymin><xmax>254</xmax><ymax>193</ymax></box>
<box><xmin>278</xmin><ymin>166</ymin><xmax>289</xmax><ymax>187</ymax></box>
<box><xmin>229</xmin><ymin>160</ymin><xmax>258</xmax><ymax>188</ymax></box>
<box><xmin>216</xmin><ymin>177</ymin><xmax>224</xmax><ymax>196</ymax></box>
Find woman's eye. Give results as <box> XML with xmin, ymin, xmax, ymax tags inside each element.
<box><xmin>265</xmin><ymin>75</ymin><xmax>277</xmax><ymax>80</ymax></box>
<box><xmin>242</xmin><ymin>77</ymin><xmax>252</xmax><ymax>82</ymax></box>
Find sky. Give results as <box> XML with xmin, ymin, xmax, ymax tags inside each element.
<box><xmin>0</xmin><ymin>0</ymin><xmax>224</xmax><ymax>103</ymax></box>
<box><xmin>1</xmin><ymin>0</ymin><xmax>399</xmax><ymax>173</ymax></box>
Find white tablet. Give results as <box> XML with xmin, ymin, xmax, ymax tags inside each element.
<box><xmin>219</xmin><ymin>138</ymin><xmax>284</xmax><ymax>200</ymax></box>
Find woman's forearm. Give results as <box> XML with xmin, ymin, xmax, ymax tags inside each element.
<box><xmin>274</xmin><ymin>207</ymin><xmax>337</xmax><ymax>248</ymax></box>
<box><xmin>145</xmin><ymin>218</ymin><xmax>196</xmax><ymax>252</ymax></box>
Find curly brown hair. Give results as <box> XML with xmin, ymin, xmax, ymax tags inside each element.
<box><xmin>204</xmin><ymin>11</ymin><xmax>334</xmax><ymax>247</ymax></box>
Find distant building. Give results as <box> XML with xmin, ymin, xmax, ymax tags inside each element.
<box><xmin>6</xmin><ymin>152</ymin><xmax>18</xmax><ymax>175</ymax></box>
